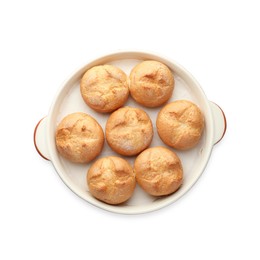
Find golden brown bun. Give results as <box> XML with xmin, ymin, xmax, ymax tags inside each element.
<box><xmin>87</xmin><ymin>156</ymin><xmax>136</xmax><ymax>204</ymax></box>
<box><xmin>134</xmin><ymin>147</ymin><xmax>183</xmax><ymax>196</ymax></box>
<box><xmin>55</xmin><ymin>112</ymin><xmax>104</xmax><ymax>163</ymax></box>
<box><xmin>129</xmin><ymin>60</ymin><xmax>174</xmax><ymax>107</ymax></box>
<box><xmin>105</xmin><ymin>107</ymin><xmax>153</xmax><ymax>156</ymax></box>
<box><xmin>156</xmin><ymin>100</ymin><xmax>204</xmax><ymax>150</ymax></box>
<box><xmin>80</xmin><ymin>65</ymin><xmax>129</xmax><ymax>113</ymax></box>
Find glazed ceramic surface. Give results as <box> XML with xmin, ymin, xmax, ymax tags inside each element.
<box><xmin>34</xmin><ymin>52</ymin><xmax>226</xmax><ymax>214</ymax></box>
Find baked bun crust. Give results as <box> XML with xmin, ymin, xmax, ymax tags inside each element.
<box><xmin>105</xmin><ymin>107</ymin><xmax>153</xmax><ymax>156</ymax></box>
<box><xmin>134</xmin><ymin>147</ymin><xmax>183</xmax><ymax>196</ymax></box>
<box><xmin>87</xmin><ymin>156</ymin><xmax>136</xmax><ymax>204</ymax></box>
<box><xmin>129</xmin><ymin>60</ymin><xmax>174</xmax><ymax>107</ymax></box>
<box><xmin>80</xmin><ymin>65</ymin><xmax>129</xmax><ymax>113</ymax></box>
<box><xmin>55</xmin><ymin>112</ymin><xmax>104</xmax><ymax>163</ymax></box>
<box><xmin>156</xmin><ymin>100</ymin><xmax>204</xmax><ymax>150</ymax></box>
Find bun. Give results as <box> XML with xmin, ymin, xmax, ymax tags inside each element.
<box><xmin>80</xmin><ymin>65</ymin><xmax>129</xmax><ymax>113</ymax></box>
<box><xmin>129</xmin><ymin>60</ymin><xmax>174</xmax><ymax>107</ymax></box>
<box><xmin>105</xmin><ymin>107</ymin><xmax>153</xmax><ymax>156</ymax></box>
<box><xmin>87</xmin><ymin>156</ymin><xmax>136</xmax><ymax>204</ymax></box>
<box><xmin>156</xmin><ymin>100</ymin><xmax>204</xmax><ymax>150</ymax></box>
<box><xmin>134</xmin><ymin>147</ymin><xmax>183</xmax><ymax>196</ymax></box>
<box><xmin>55</xmin><ymin>112</ymin><xmax>104</xmax><ymax>163</ymax></box>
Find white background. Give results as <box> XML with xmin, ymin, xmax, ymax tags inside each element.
<box><xmin>1</xmin><ymin>0</ymin><xmax>259</xmax><ymax>259</ymax></box>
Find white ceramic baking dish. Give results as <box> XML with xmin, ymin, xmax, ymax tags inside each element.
<box><xmin>34</xmin><ymin>51</ymin><xmax>226</xmax><ymax>214</ymax></box>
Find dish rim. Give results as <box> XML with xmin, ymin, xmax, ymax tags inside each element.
<box><xmin>45</xmin><ymin>51</ymin><xmax>215</xmax><ymax>214</ymax></box>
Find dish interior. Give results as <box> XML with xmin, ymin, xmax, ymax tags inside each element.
<box><xmin>48</xmin><ymin>54</ymin><xmax>213</xmax><ymax>213</ymax></box>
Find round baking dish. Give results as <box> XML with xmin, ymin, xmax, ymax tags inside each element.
<box><xmin>34</xmin><ymin>51</ymin><xmax>226</xmax><ymax>214</ymax></box>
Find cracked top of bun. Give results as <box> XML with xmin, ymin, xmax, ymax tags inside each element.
<box><xmin>80</xmin><ymin>65</ymin><xmax>129</xmax><ymax>113</ymax></box>
<box><xmin>87</xmin><ymin>156</ymin><xmax>135</xmax><ymax>204</ymax></box>
<box><xmin>134</xmin><ymin>146</ymin><xmax>183</xmax><ymax>196</ymax></box>
<box><xmin>105</xmin><ymin>106</ymin><xmax>153</xmax><ymax>156</ymax></box>
<box><xmin>156</xmin><ymin>100</ymin><xmax>204</xmax><ymax>150</ymax></box>
<box><xmin>129</xmin><ymin>60</ymin><xmax>174</xmax><ymax>107</ymax></box>
<box><xmin>55</xmin><ymin>112</ymin><xmax>104</xmax><ymax>163</ymax></box>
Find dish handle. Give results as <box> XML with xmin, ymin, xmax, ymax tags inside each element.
<box><xmin>34</xmin><ymin>117</ymin><xmax>50</xmax><ymax>161</ymax></box>
<box><xmin>209</xmin><ymin>101</ymin><xmax>227</xmax><ymax>145</ymax></box>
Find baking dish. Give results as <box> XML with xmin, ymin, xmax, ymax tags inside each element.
<box><xmin>34</xmin><ymin>51</ymin><xmax>226</xmax><ymax>214</ymax></box>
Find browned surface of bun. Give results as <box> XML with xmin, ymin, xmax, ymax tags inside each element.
<box><xmin>55</xmin><ymin>112</ymin><xmax>104</xmax><ymax>163</ymax></box>
<box><xmin>129</xmin><ymin>60</ymin><xmax>174</xmax><ymax>107</ymax></box>
<box><xmin>80</xmin><ymin>65</ymin><xmax>129</xmax><ymax>113</ymax></box>
<box><xmin>134</xmin><ymin>147</ymin><xmax>183</xmax><ymax>196</ymax></box>
<box><xmin>87</xmin><ymin>156</ymin><xmax>136</xmax><ymax>204</ymax></box>
<box><xmin>156</xmin><ymin>100</ymin><xmax>204</xmax><ymax>150</ymax></box>
<box><xmin>105</xmin><ymin>107</ymin><xmax>153</xmax><ymax>156</ymax></box>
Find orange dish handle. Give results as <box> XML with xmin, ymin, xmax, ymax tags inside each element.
<box><xmin>209</xmin><ymin>102</ymin><xmax>227</xmax><ymax>145</ymax></box>
<box><xmin>34</xmin><ymin>117</ymin><xmax>50</xmax><ymax>161</ymax></box>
